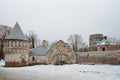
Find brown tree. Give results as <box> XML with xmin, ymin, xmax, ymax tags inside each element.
<box><xmin>0</xmin><ymin>24</ymin><xmax>12</xmax><ymax>59</ymax></box>
<box><xmin>27</xmin><ymin>31</ymin><xmax>40</xmax><ymax>49</ymax></box>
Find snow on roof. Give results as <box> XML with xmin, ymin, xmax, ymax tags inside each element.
<box><xmin>30</xmin><ymin>46</ymin><xmax>49</xmax><ymax>56</ymax></box>
<box><xmin>94</xmin><ymin>39</ymin><xmax>116</xmax><ymax>46</ymax></box>
<box><xmin>77</xmin><ymin>50</ymin><xmax>120</xmax><ymax>54</ymax></box>
<box><xmin>6</xmin><ymin>22</ymin><xmax>27</xmax><ymax>40</ymax></box>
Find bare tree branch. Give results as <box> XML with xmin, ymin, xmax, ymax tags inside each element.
<box><xmin>0</xmin><ymin>24</ymin><xmax>12</xmax><ymax>59</ymax></box>
<box><xmin>26</xmin><ymin>31</ymin><xmax>40</xmax><ymax>48</ymax></box>
<box><xmin>68</xmin><ymin>34</ymin><xmax>88</xmax><ymax>52</ymax></box>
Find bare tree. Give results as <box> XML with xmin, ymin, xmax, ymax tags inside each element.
<box><xmin>0</xmin><ymin>25</ymin><xmax>11</xmax><ymax>38</ymax></box>
<box><xmin>35</xmin><ymin>39</ymin><xmax>41</xmax><ymax>47</ymax></box>
<box><xmin>116</xmin><ymin>39</ymin><xmax>120</xmax><ymax>45</ymax></box>
<box><xmin>107</xmin><ymin>37</ymin><xmax>120</xmax><ymax>45</ymax></box>
<box><xmin>0</xmin><ymin>24</ymin><xmax>12</xmax><ymax>59</ymax></box>
<box><xmin>49</xmin><ymin>40</ymin><xmax>57</xmax><ymax>47</ymax></box>
<box><xmin>27</xmin><ymin>31</ymin><xmax>40</xmax><ymax>49</ymax></box>
<box><xmin>78</xmin><ymin>43</ymin><xmax>88</xmax><ymax>52</ymax></box>
<box><xmin>68</xmin><ymin>34</ymin><xmax>88</xmax><ymax>52</ymax></box>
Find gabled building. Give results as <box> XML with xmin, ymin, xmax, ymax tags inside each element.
<box><xmin>30</xmin><ymin>45</ymin><xmax>49</xmax><ymax>65</ymax></box>
<box><xmin>29</xmin><ymin>40</ymin><xmax>76</xmax><ymax>65</ymax></box>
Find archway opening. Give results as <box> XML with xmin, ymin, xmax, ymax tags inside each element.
<box><xmin>21</xmin><ymin>58</ymin><xmax>25</xmax><ymax>64</ymax></box>
<box><xmin>54</xmin><ymin>54</ymin><xmax>68</xmax><ymax>65</ymax></box>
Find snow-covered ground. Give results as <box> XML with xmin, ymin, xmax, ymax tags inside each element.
<box><xmin>0</xmin><ymin>60</ymin><xmax>120</xmax><ymax>80</ymax></box>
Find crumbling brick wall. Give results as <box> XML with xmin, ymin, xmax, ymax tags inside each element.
<box><xmin>76</xmin><ymin>51</ymin><xmax>120</xmax><ymax>65</ymax></box>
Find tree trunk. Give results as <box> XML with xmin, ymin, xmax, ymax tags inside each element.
<box><xmin>0</xmin><ymin>39</ymin><xmax>4</xmax><ymax>59</ymax></box>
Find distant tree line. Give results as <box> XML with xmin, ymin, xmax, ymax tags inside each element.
<box><xmin>68</xmin><ymin>34</ymin><xmax>88</xmax><ymax>52</ymax></box>
<box><xmin>26</xmin><ymin>31</ymin><xmax>40</xmax><ymax>49</ymax></box>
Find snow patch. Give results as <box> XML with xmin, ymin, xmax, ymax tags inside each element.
<box><xmin>0</xmin><ymin>62</ymin><xmax>120</xmax><ymax>80</ymax></box>
<box><xmin>0</xmin><ymin>60</ymin><xmax>5</xmax><ymax>66</ymax></box>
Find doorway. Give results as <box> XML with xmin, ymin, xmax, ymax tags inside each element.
<box><xmin>21</xmin><ymin>58</ymin><xmax>25</xmax><ymax>64</ymax></box>
<box><xmin>102</xmin><ymin>47</ymin><xmax>105</xmax><ymax>51</ymax></box>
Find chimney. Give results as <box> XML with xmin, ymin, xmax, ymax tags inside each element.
<box><xmin>42</xmin><ymin>40</ymin><xmax>48</xmax><ymax>47</ymax></box>
<box><xmin>103</xmin><ymin>36</ymin><xmax>107</xmax><ymax>40</ymax></box>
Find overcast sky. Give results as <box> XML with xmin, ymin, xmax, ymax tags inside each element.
<box><xmin>0</xmin><ymin>0</ymin><xmax>120</xmax><ymax>43</ymax></box>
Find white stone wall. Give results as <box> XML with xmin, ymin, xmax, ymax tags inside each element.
<box><xmin>47</xmin><ymin>40</ymin><xmax>76</xmax><ymax>64</ymax></box>
<box><xmin>29</xmin><ymin>55</ymin><xmax>47</xmax><ymax>64</ymax></box>
<box><xmin>5</xmin><ymin>54</ymin><xmax>20</xmax><ymax>62</ymax></box>
<box><xmin>4</xmin><ymin>39</ymin><xmax>30</xmax><ymax>66</ymax></box>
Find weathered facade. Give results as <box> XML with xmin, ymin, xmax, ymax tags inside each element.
<box><xmin>47</xmin><ymin>40</ymin><xmax>76</xmax><ymax>64</ymax></box>
<box><xmin>96</xmin><ymin>45</ymin><xmax>120</xmax><ymax>51</ymax></box>
<box><xmin>3</xmin><ymin>23</ymin><xmax>76</xmax><ymax>66</ymax></box>
<box><xmin>76</xmin><ymin>51</ymin><xmax>120</xmax><ymax>65</ymax></box>
<box><xmin>30</xmin><ymin>40</ymin><xmax>76</xmax><ymax>65</ymax></box>
<box><xmin>89</xmin><ymin>34</ymin><xmax>103</xmax><ymax>48</ymax></box>
<box><xmin>89</xmin><ymin>34</ymin><xmax>120</xmax><ymax>52</ymax></box>
<box><xmin>4</xmin><ymin>23</ymin><xmax>30</xmax><ymax>67</ymax></box>
<box><xmin>30</xmin><ymin>45</ymin><xmax>48</xmax><ymax>65</ymax></box>
<box><xmin>3</xmin><ymin>23</ymin><xmax>120</xmax><ymax>66</ymax></box>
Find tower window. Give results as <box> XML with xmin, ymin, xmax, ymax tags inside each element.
<box><xmin>8</xmin><ymin>41</ymin><xmax>9</xmax><ymax>47</ymax></box>
<box><xmin>32</xmin><ymin>57</ymin><xmax>35</xmax><ymax>61</ymax></box>
<box><xmin>22</xmin><ymin>58</ymin><xmax>25</xmax><ymax>64</ymax></box>
<box><xmin>102</xmin><ymin>47</ymin><xmax>105</xmax><ymax>51</ymax></box>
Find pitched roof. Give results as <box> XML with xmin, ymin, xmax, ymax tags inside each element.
<box><xmin>30</xmin><ymin>46</ymin><xmax>49</xmax><ymax>56</ymax></box>
<box><xmin>6</xmin><ymin>22</ymin><xmax>27</xmax><ymax>40</ymax></box>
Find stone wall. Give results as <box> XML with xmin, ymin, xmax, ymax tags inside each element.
<box><xmin>4</xmin><ymin>39</ymin><xmax>30</xmax><ymax>67</ymax></box>
<box><xmin>97</xmin><ymin>45</ymin><xmax>120</xmax><ymax>51</ymax></box>
<box><xmin>29</xmin><ymin>55</ymin><xmax>47</xmax><ymax>65</ymax></box>
<box><xmin>47</xmin><ymin>40</ymin><xmax>76</xmax><ymax>64</ymax></box>
<box><xmin>76</xmin><ymin>50</ymin><xmax>120</xmax><ymax>65</ymax></box>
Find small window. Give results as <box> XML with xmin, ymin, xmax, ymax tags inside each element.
<box><xmin>22</xmin><ymin>58</ymin><xmax>25</xmax><ymax>64</ymax></box>
<box><xmin>19</xmin><ymin>41</ymin><xmax>20</xmax><ymax>47</ymax></box>
<box><xmin>102</xmin><ymin>47</ymin><xmax>105</xmax><ymax>51</ymax></box>
<box><xmin>32</xmin><ymin>57</ymin><xmax>35</xmax><ymax>61</ymax></box>
<box><xmin>8</xmin><ymin>41</ymin><xmax>9</xmax><ymax>47</ymax></box>
<box><xmin>11</xmin><ymin>41</ymin><xmax>13</xmax><ymax>47</ymax></box>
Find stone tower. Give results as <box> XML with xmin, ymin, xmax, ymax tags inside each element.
<box><xmin>89</xmin><ymin>34</ymin><xmax>103</xmax><ymax>51</ymax></box>
<box><xmin>89</xmin><ymin>34</ymin><xmax>103</xmax><ymax>47</ymax></box>
<box><xmin>4</xmin><ymin>22</ymin><xmax>30</xmax><ymax>67</ymax></box>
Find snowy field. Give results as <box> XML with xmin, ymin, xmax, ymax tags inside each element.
<box><xmin>0</xmin><ymin>60</ymin><xmax>120</xmax><ymax>80</ymax></box>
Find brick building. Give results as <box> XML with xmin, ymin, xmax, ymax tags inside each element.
<box><xmin>89</xmin><ymin>34</ymin><xmax>120</xmax><ymax>51</ymax></box>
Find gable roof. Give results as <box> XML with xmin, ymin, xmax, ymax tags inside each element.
<box><xmin>6</xmin><ymin>22</ymin><xmax>27</xmax><ymax>40</ymax></box>
<box><xmin>30</xmin><ymin>46</ymin><xmax>49</xmax><ymax>56</ymax></box>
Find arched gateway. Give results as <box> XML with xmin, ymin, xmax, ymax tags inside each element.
<box><xmin>47</xmin><ymin>40</ymin><xmax>76</xmax><ymax>64</ymax></box>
